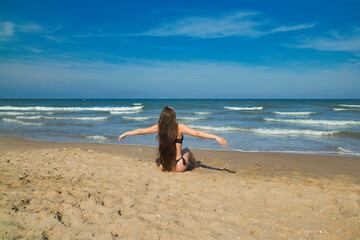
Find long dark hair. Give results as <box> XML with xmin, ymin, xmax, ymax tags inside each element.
<box><xmin>157</xmin><ymin>106</ymin><xmax>178</xmax><ymax>171</ymax></box>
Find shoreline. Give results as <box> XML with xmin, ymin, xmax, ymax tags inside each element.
<box><xmin>1</xmin><ymin>136</ymin><xmax>360</xmax><ymax>183</ymax></box>
<box><xmin>4</xmin><ymin>136</ymin><xmax>360</xmax><ymax>158</ymax></box>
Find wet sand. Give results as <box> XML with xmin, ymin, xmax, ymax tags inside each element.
<box><xmin>0</xmin><ymin>137</ymin><xmax>359</xmax><ymax>239</ymax></box>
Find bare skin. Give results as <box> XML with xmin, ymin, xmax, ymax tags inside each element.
<box><xmin>119</xmin><ymin>123</ymin><xmax>228</xmax><ymax>172</ymax></box>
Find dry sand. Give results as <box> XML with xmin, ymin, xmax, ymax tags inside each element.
<box><xmin>0</xmin><ymin>137</ymin><xmax>359</xmax><ymax>239</ymax></box>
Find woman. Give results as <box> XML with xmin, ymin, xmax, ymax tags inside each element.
<box><xmin>119</xmin><ymin>106</ymin><xmax>228</xmax><ymax>172</ymax></box>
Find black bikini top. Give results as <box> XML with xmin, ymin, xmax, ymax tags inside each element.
<box><xmin>174</xmin><ymin>134</ymin><xmax>184</xmax><ymax>144</ymax></box>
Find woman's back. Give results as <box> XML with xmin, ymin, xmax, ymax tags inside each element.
<box><xmin>119</xmin><ymin>106</ymin><xmax>227</xmax><ymax>172</ymax></box>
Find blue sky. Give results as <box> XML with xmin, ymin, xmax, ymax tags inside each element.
<box><xmin>0</xmin><ymin>0</ymin><xmax>359</xmax><ymax>98</ymax></box>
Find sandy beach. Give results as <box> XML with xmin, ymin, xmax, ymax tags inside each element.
<box><xmin>0</xmin><ymin>137</ymin><xmax>359</xmax><ymax>239</ymax></box>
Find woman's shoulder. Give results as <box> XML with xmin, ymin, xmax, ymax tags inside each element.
<box><xmin>178</xmin><ymin>123</ymin><xmax>189</xmax><ymax>132</ymax></box>
<box><xmin>178</xmin><ymin>123</ymin><xmax>198</xmax><ymax>136</ymax></box>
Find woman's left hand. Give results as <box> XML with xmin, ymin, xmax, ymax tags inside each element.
<box><xmin>215</xmin><ymin>136</ymin><xmax>228</xmax><ymax>147</ymax></box>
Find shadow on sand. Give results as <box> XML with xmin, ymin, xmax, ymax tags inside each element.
<box><xmin>190</xmin><ymin>161</ymin><xmax>236</xmax><ymax>174</ymax></box>
<box><xmin>155</xmin><ymin>159</ymin><xmax>236</xmax><ymax>173</ymax></box>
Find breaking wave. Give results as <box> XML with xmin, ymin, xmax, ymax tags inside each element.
<box><xmin>187</xmin><ymin>124</ymin><xmax>360</xmax><ymax>139</ymax></box>
<box><xmin>110</xmin><ymin>110</ymin><xmax>142</xmax><ymax>114</ymax></box>
<box><xmin>46</xmin><ymin>116</ymin><xmax>108</xmax><ymax>121</ymax></box>
<box><xmin>122</xmin><ymin>116</ymin><xmax>157</xmax><ymax>121</ymax></box>
<box><xmin>0</xmin><ymin>111</ymin><xmax>41</xmax><ymax>116</ymax></box>
<box><xmin>188</xmin><ymin>125</ymin><xmax>244</xmax><ymax>132</ymax></box>
<box><xmin>194</xmin><ymin>112</ymin><xmax>213</xmax><ymax>115</ymax></box>
<box><xmin>333</xmin><ymin>108</ymin><xmax>360</xmax><ymax>112</ymax></box>
<box><xmin>0</xmin><ymin>105</ymin><xmax>143</xmax><ymax>112</ymax></box>
<box><xmin>264</xmin><ymin>118</ymin><xmax>360</xmax><ymax>126</ymax></box>
<box><xmin>224</xmin><ymin>106</ymin><xmax>263</xmax><ymax>111</ymax></box>
<box><xmin>17</xmin><ymin>116</ymin><xmax>109</xmax><ymax>121</ymax></box>
<box><xmin>16</xmin><ymin>116</ymin><xmax>43</xmax><ymax>120</ymax></box>
<box><xmin>2</xmin><ymin>118</ymin><xmax>45</xmax><ymax>126</ymax></box>
<box><xmin>178</xmin><ymin>117</ymin><xmax>208</xmax><ymax>121</ymax></box>
<box><xmin>339</xmin><ymin>104</ymin><xmax>360</xmax><ymax>108</ymax></box>
<box><xmin>251</xmin><ymin>128</ymin><xmax>338</xmax><ymax>136</ymax></box>
<box><xmin>81</xmin><ymin>135</ymin><xmax>109</xmax><ymax>141</ymax></box>
<box><xmin>273</xmin><ymin>112</ymin><xmax>314</xmax><ymax>116</ymax></box>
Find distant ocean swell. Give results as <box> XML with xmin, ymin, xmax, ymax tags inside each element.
<box><xmin>188</xmin><ymin>124</ymin><xmax>360</xmax><ymax>139</ymax></box>
<box><xmin>272</xmin><ymin>112</ymin><xmax>314</xmax><ymax>116</ymax></box>
<box><xmin>224</xmin><ymin>106</ymin><xmax>263</xmax><ymax>111</ymax></box>
<box><xmin>15</xmin><ymin>116</ymin><xmax>109</xmax><ymax>121</ymax></box>
<box><xmin>194</xmin><ymin>112</ymin><xmax>213</xmax><ymax>115</ymax></box>
<box><xmin>264</xmin><ymin>118</ymin><xmax>360</xmax><ymax>126</ymax></box>
<box><xmin>77</xmin><ymin>135</ymin><xmax>117</xmax><ymax>141</ymax></box>
<box><xmin>2</xmin><ymin>118</ymin><xmax>45</xmax><ymax>126</ymax></box>
<box><xmin>339</xmin><ymin>104</ymin><xmax>360</xmax><ymax>108</ymax></box>
<box><xmin>0</xmin><ymin>105</ymin><xmax>143</xmax><ymax>112</ymax></box>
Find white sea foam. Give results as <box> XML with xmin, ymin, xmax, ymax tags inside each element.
<box><xmin>0</xmin><ymin>111</ymin><xmax>29</xmax><ymax>116</ymax></box>
<box><xmin>2</xmin><ymin>118</ymin><xmax>44</xmax><ymax>126</ymax></box>
<box><xmin>110</xmin><ymin>110</ymin><xmax>142</xmax><ymax>114</ymax></box>
<box><xmin>340</xmin><ymin>104</ymin><xmax>360</xmax><ymax>108</ymax></box>
<box><xmin>264</xmin><ymin>150</ymin><xmax>360</xmax><ymax>156</ymax></box>
<box><xmin>188</xmin><ymin>125</ymin><xmax>243</xmax><ymax>132</ymax></box>
<box><xmin>83</xmin><ymin>135</ymin><xmax>108</xmax><ymax>141</ymax></box>
<box><xmin>16</xmin><ymin>116</ymin><xmax>43</xmax><ymax>120</ymax></box>
<box><xmin>178</xmin><ymin>117</ymin><xmax>207</xmax><ymax>121</ymax></box>
<box><xmin>224</xmin><ymin>106</ymin><xmax>263</xmax><ymax>111</ymax></box>
<box><xmin>337</xmin><ymin>147</ymin><xmax>354</xmax><ymax>153</ymax></box>
<box><xmin>333</xmin><ymin>108</ymin><xmax>360</xmax><ymax>112</ymax></box>
<box><xmin>273</xmin><ymin>111</ymin><xmax>314</xmax><ymax>116</ymax></box>
<box><xmin>122</xmin><ymin>116</ymin><xmax>156</xmax><ymax>121</ymax></box>
<box><xmin>188</xmin><ymin>125</ymin><xmax>339</xmax><ymax>136</ymax></box>
<box><xmin>0</xmin><ymin>111</ymin><xmax>48</xmax><ymax>115</ymax></box>
<box><xmin>252</xmin><ymin>128</ymin><xmax>338</xmax><ymax>136</ymax></box>
<box><xmin>133</xmin><ymin>103</ymin><xmax>142</xmax><ymax>106</ymax></box>
<box><xmin>0</xmin><ymin>105</ymin><xmax>143</xmax><ymax>112</ymax></box>
<box><xmin>194</xmin><ymin>112</ymin><xmax>213</xmax><ymax>115</ymax></box>
<box><xmin>44</xmin><ymin>116</ymin><xmax>109</xmax><ymax>121</ymax></box>
<box><xmin>264</xmin><ymin>118</ymin><xmax>360</xmax><ymax>126</ymax></box>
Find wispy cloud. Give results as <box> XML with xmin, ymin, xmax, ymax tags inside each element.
<box><xmin>0</xmin><ymin>20</ymin><xmax>64</xmax><ymax>44</ymax></box>
<box><xmin>297</xmin><ymin>34</ymin><xmax>360</xmax><ymax>52</ymax></box>
<box><xmin>143</xmin><ymin>11</ymin><xmax>262</xmax><ymax>38</ymax></box>
<box><xmin>74</xmin><ymin>11</ymin><xmax>316</xmax><ymax>39</ymax></box>
<box><xmin>0</xmin><ymin>21</ymin><xmax>15</xmax><ymax>37</ymax></box>
<box><xmin>18</xmin><ymin>23</ymin><xmax>45</xmax><ymax>33</ymax></box>
<box><xmin>24</xmin><ymin>46</ymin><xmax>43</xmax><ymax>53</ymax></box>
<box><xmin>269</xmin><ymin>24</ymin><xmax>316</xmax><ymax>33</ymax></box>
<box><xmin>45</xmin><ymin>35</ymin><xmax>63</xmax><ymax>42</ymax></box>
<box><xmin>138</xmin><ymin>11</ymin><xmax>316</xmax><ymax>38</ymax></box>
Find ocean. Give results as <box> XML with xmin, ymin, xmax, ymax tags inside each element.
<box><xmin>0</xmin><ymin>99</ymin><xmax>359</xmax><ymax>156</ymax></box>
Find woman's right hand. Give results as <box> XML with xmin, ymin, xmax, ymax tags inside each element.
<box><xmin>119</xmin><ymin>133</ymin><xmax>127</xmax><ymax>142</ymax></box>
<box><xmin>215</xmin><ymin>136</ymin><xmax>228</xmax><ymax>147</ymax></box>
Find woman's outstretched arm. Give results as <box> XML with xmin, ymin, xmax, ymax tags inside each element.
<box><xmin>119</xmin><ymin>124</ymin><xmax>158</xmax><ymax>142</ymax></box>
<box><xmin>179</xmin><ymin>123</ymin><xmax>228</xmax><ymax>147</ymax></box>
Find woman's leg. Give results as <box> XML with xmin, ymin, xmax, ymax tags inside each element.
<box><xmin>181</xmin><ymin>148</ymin><xmax>197</xmax><ymax>168</ymax></box>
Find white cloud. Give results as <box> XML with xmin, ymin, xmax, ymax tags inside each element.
<box><xmin>18</xmin><ymin>23</ymin><xmax>44</xmax><ymax>33</ymax></box>
<box><xmin>0</xmin><ymin>21</ymin><xmax>15</xmax><ymax>37</ymax></box>
<box><xmin>297</xmin><ymin>34</ymin><xmax>360</xmax><ymax>52</ymax></box>
<box><xmin>139</xmin><ymin>11</ymin><xmax>315</xmax><ymax>39</ymax></box>
<box><xmin>45</xmin><ymin>35</ymin><xmax>62</xmax><ymax>42</ymax></box>
<box><xmin>269</xmin><ymin>23</ymin><xmax>317</xmax><ymax>33</ymax></box>
<box><xmin>24</xmin><ymin>46</ymin><xmax>43</xmax><ymax>53</ymax></box>
<box><xmin>143</xmin><ymin>11</ymin><xmax>262</xmax><ymax>38</ymax></box>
